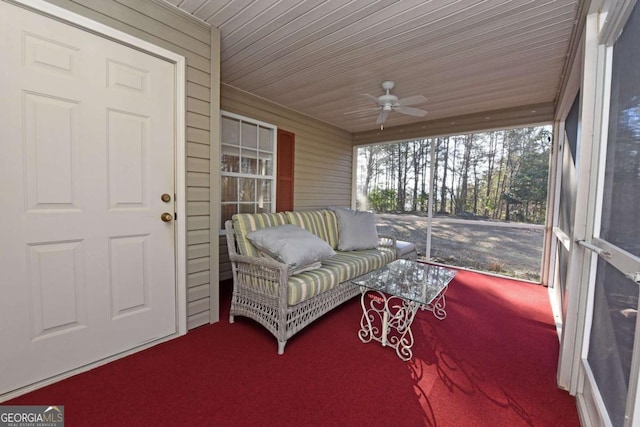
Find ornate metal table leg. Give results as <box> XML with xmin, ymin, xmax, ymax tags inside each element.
<box><xmin>427</xmin><ymin>284</ymin><xmax>448</xmax><ymax>320</ymax></box>
<box><xmin>358</xmin><ymin>290</ymin><xmax>379</xmax><ymax>344</ymax></box>
<box><xmin>358</xmin><ymin>290</ymin><xmax>421</xmax><ymax>361</ymax></box>
<box><xmin>388</xmin><ymin>299</ymin><xmax>419</xmax><ymax>361</ymax></box>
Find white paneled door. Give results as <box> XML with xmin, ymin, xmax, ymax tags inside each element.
<box><xmin>0</xmin><ymin>2</ymin><xmax>177</xmax><ymax>396</ymax></box>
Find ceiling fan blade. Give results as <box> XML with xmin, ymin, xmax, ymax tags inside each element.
<box><xmin>395</xmin><ymin>106</ymin><xmax>427</xmax><ymax>117</ymax></box>
<box><xmin>376</xmin><ymin>110</ymin><xmax>389</xmax><ymax>124</ymax></box>
<box><xmin>360</xmin><ymin>93</ymin><xmax>380</xmax><ymax>104</ymax></box>
<box><xmin>397</xmin><ymin>95</ymin><xmax>427</xmax><ymax>106</ymax></box>
<box><xmin>343</xmin><ymin>107</ymin><xmax>380</xmax><ymax>115</ymax></box>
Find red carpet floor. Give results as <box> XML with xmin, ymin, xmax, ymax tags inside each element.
<box><xmin>7</xmin><ymin>269</ymin><xmax>580</xmax><ymax>426</ymax></box>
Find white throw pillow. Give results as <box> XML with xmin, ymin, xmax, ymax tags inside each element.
<box><xmin>332</xmin><ymin>208</ymin><xmax>379</xmax><ymax>251</ymax></box>
<box><xmin>247</xmin><ymin>224</ymin><xmax>336</xmax><ymax>269</ymax></box>
<box><xmin>257</xmin><ymin>252</ymin><xmax>322</xmax><ymax>275</ymax></box>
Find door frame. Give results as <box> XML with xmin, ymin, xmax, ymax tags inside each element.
<box><xmin>4</xmin><ymin>0</ymin><xmax>187</xmax><ymax>397</ymax></box>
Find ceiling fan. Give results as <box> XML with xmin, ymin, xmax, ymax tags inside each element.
<box><xmin>345</xmin><ymin>80</ymin><xmax>428</xmax><ymax>128</ymax></box>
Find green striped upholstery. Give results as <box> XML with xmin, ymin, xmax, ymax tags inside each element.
<box><xmin>286</xmin><ymin>248</ymin><xmax>395</xmax><ymax>305</ymax></box>
<box><xmin>323</xmin><ymin>209</ymin><xmax>339</xmax><ymax>249</ymax></box>
<box><xmin>232</xmin><ymin>212</ymin><xmax>287</xmax><ymax>257</ymax></box>
<box><xmin>284</xmin><ymin>210</ymin><xmax>332</xmax><ymax>244</ymax></box>
<box><xmin>287</xmin><ymin>263</ymin><xmax>342</xmax><ymax>305</ymax></box>
<box><xmin>323</xmin><ymin>249</ymin><xmax>396</xmax><ymax>283</ymax></box>
<box><xmin>231</xmin><ymin>211</ymin><xmax>394</xmax><ymax>306</ymax></box>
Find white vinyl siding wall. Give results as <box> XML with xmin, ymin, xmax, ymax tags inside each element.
<box><xmin>44</xmin><ymin>0</ymin><xmax>219</xmax><ymax>330</ymax></box>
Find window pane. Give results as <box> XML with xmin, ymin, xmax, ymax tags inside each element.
<box><xmin>257</xmin><ymin>202</ymin><xmax>271</xmax><ymax>214</ymax></box>
<box><xmin>239</xmin><ymin>203</ymin><xmax>254</xmax><ymax>214</ymax></box>
<box><xmin>241</xmin><ymin>149</ymin><xmax>257</xmax><ymax>174</ymax></box>
<box><xmin>222</xmin><ymin>116</ymin><xmax>240</xmax><ymax>145</ymax></box>
<box><xmin>242</xmin><ymin>122</ymin><xmax>258</xmax><ymax>149</ymax></box>
<box><xmin>599</xmin><ymin>4</ymin><xmax>640</xmax><ymax>257</ymax></box>
<box><xmin>239</xmin><ymin>178</ymin><xmax>255</xmax><ymax>202</ymax></box>
<box><xmin>222</xmin><ymin>145</ymin><xmax>240</xmax><ymax>173</ymax></box>
<box><xmin>221</xmin><ymin>203</ymin><xmax>237</xmax><ymax>229</ymax></box>
<box><xmin>559</xmin><ymin>93</ymin><xmax>580</xmax><ymax>238</ymax></box>
<box><xmin>221</xmin><ymin>176</ymin><xmax>238</xmax><ymax>202</ymax></box>
<box><xmin>259</xmin><ymin>152</ymin><xmax>273</xmax><ymax>176</ymax></box>
<box><xmin>259</xmin><ymin>126</ymin><xmax>273</xmax><ymax>151</ymax></box>
<box><xmin>588</xmin><ymin>259</ymin><xmax>638</xmax><ymax>427</ymax></box>
<box><xmin>258</xmin><ymin>179</ymin><xmax>272</xmax><ymax>204</ymax></box>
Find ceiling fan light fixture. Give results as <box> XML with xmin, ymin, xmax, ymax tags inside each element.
<box><xmin>348</xmin><ymin>80</ymin><xmax>428</xmax><ymax>128</ymax></box>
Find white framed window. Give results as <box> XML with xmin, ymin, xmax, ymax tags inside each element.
<box><xmin>220</xmin><ymin>111</ymin><xmax>277</xmax><ymax>231</ymax></box>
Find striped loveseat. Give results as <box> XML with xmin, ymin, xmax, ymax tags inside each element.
<box><xmin>225</xmin><ymin>209</ymin><xmax>396</xmax><ymax>354</ymax></box>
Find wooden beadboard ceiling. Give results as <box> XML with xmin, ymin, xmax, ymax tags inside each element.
<box><xmin>165</xmin><ymin>0</ymin><xmax>582</xmax><ymax>133</ymax></box>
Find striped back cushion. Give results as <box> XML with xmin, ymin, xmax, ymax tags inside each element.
<box><xmin>232</xmin><ymin>212</ymin><xmax>287</xmax><ymax>257</ymax></box>
<box><xmin>323</xmin><ymin>209</ymin><xmax>339</xmax><ymax>249</ymax></box>
<box><xmin>284</xmin><ymin>210</ymin><xmax>333</xmax><ymax>244</ymax></box>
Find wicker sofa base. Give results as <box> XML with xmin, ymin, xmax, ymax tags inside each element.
<box><xmin>225</xmin><ymin>210</ymin><xmax>396</xmax><ymax>354</ymax></box>
<box><xmin>230</xmin><ymin>279</ymin><xmax>361</xmax><ymax>354</ymax></box>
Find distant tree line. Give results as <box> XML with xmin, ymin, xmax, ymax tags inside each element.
<box><xmin>356</xmin><ymin>126</ymin><xmax>551</xmax><ymax>224</ymax></box>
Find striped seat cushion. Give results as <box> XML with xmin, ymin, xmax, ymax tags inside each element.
<box><xmin>287</xmin><ymin>263</ymin><xmax>342</xmax><ymax>305</ymax></box>
<box><xmin>285</xmin><ymin>210</ymin><xmax>334</xmax><ymax>245</ymax></box>
<box><xmin>232</xmin><ymin>212</ymin><xmax>287</xmax><ymax>257</ymax></box>
<box><xmin>286</xmin><ymin>248</ymin><xmax>395</xmax><ymax>305</ymax></box>
<box><xmin>322</xmin><ymin>249</ymin><xmax>396</xmax><ymax>283</ymax></box>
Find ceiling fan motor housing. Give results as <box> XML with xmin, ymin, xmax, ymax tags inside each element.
<box><xmin>378</xmin><ymin>94</ymin><xmax>398</xmax><ymax>106</ymax></box>
<box><xmin>379</xmin><ymin>80</ymin><xmax>398</xmax><ymax>108</ymax></box>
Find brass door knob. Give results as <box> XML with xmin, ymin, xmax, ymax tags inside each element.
<box><xmin>161</xmin><ymin>193</ymin><xmax>171</xmax><ymax>202</ymax></box>
<box><xmin>161</xmin><ymin>212</ymin><xmax>173</xmax><ymax>222</ymax></box>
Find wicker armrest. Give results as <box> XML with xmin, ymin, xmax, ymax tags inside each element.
<box><xmin>225</xmin><ymin>219</ymin><xmax>290</xmax><ymax>300</ymax></box>
<box><xmin>229</xmin><ymin>252</ymin><xmax>290</xmax><ymax>298</ymax></box>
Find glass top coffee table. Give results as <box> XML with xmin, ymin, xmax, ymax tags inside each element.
<box><xmin>352</xmin><ymin>259</ymin><xmax>456</xmax><ymax>361</ymax></box>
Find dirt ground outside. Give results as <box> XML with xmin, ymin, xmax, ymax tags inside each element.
<box><xmin>375</xmin><ymin>213</ymin><xmax>545</xmax><ymax>282</ymax></box>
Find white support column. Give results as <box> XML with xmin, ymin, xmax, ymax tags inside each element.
<box><xmin>425</xmin><ymin>139</ymin><xmax>436</xmax><ymax>261</ymax></box>
<box><xmin>209</xmin><ymin>26</ymin><xmax>222</xmax><ymax>323</ymax></box>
